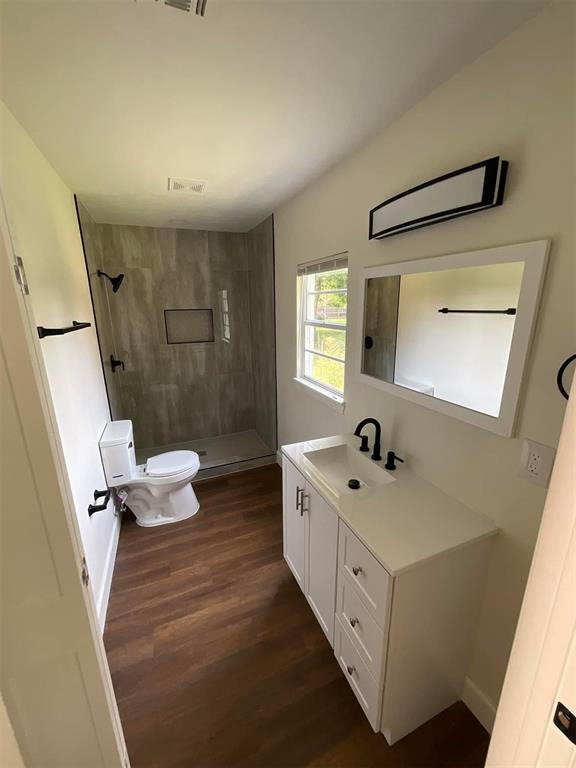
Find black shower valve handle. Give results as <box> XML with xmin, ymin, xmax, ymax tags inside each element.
<box><xmin>110</xmin><ymin>354</ymin><xmax>125</xmax><ymax>373</ymax></box>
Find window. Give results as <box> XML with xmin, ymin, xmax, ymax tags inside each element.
<box><xmin>297</xmin><ymin>255</ymin><xmax>348</xmax><ymax>397</ymax></box>
<box><xmin>218</xmin><ymin>289</ymin><xmax>231</xmax><ymax>343</ymax></box>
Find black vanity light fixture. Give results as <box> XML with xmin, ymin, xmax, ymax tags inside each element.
<box><xmin>97</xmin><ymin>270</ymin><xmax>125</xmax><ymax>293</ymax></box>
<box><xmin>369</xmin><ymin>156</ymin><xmax>508</xmax><ymax>240</ymax></box>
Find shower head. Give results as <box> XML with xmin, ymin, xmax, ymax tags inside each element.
<box><xmin>97</xmin><ymin>270</ymin><xmax>125</xmax><ymax>293</ymax></box>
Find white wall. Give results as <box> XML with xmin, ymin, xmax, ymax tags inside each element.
<box><xmin>395</xmin><ymin>262</ymin><xmax>524</xmax><ymax>416</ymax></box>
<box><xmin>0</xmin><ymin>103</ymin><xmax>119</xmax><ymax>629</ymax></box>
<box><xmin>274</xmin><ymin>2</ymin><xmax>575</xmax><ymax>718</ymax></box>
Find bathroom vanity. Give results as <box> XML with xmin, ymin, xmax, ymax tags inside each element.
<box><xmin>281</xmin><ymin>435</ymin><xmax>497</xmax><ymax>744</ymax></box>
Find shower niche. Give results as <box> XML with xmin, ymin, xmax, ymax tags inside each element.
<box><xmin>76</xmin><ymin>200</ymin><xmax>277</xmax><ymax>475</ymax></box>
<box><xmin>164</xmin><ymin>309</ymin><xmax>215</xmax><ymax>345</ymax></box>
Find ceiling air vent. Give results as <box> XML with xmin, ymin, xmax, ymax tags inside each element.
<box><xmin>164</xmin><ymin>0</ymin><xmax>207</xmax><ymax>15</ymax></box>
<box><xmin>167</xmin><ymin>177</ymin><xmax>207</xmax><ymax>194</ymax></box>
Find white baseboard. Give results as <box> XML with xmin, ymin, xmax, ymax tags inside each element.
<box><xmin>96</xmin><ymin>514</ymin><xmax>121</xmax><ymax>633</ymax></box>
<box><xmin>462</xmin><ymin>676</ymin><xmax>497</xmax><ymax>733</ymax></box>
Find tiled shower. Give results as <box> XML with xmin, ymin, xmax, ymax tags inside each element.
<box><xmin>78</xmin><ymin>204</ymin><xmax>277</xmax><ymax>474</ymax></box>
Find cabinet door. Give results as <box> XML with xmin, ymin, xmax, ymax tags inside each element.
<box><xmin>305</xmin><ymin>484</ymin><xmax>339</xmax><ymax>645</ymax></box>
<box><xmin>282</xmin><ymin>459</ymin><xmax>307</xmax><ymax>589</ymax></box>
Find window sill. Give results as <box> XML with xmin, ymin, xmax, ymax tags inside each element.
<box><xmin>293</xmin><ymin>377</ymin><xmax>346</xmax><ymax>414</ymax></box>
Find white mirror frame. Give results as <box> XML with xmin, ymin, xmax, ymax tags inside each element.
<box><xmin>356</xmin><ymin>240</ymin><xmax>550</xmax><ymax>437</ymax></box>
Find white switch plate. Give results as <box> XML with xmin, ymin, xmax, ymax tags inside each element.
<box><xmin>519</xmin><ymin>439</ymin><xmax>556</xmax><ymax>487</ymax></box>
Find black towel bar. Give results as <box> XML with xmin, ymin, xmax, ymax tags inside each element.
<box><xmin>438</xmin><ymin>308</ymin><xmax>517</xmax><ymax>315</ymax></box>
<box><xmin>37</xmin><ymin>321</ymin><xmax>91</xmax><ymax>338</ymax></box>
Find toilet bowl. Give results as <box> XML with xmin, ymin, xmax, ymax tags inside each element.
<box><xmin>99</xmin><ymin>420</ymin><xmax>200</xmax><ymax>527</ymax></box>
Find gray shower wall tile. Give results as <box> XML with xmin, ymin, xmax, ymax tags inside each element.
<box><xmin>173</xmin><ymin>380</ymin><xmax>220</xmax><ymax>442</ymax></box>
<box><xmin>246</xmin><ymin>216</ymin><xmax>277</xmax><ymax>450</ymax></box>
<box><xmin>208</xmin><ymin>231</ymin><xmax>249</xmax><ymax>271</ymax></box>
<box><xmin>80</xmin><ymin>219</ymin><xmax>274</xmax><ymax>451</ymax></box>
<box><xmin>103</xmin><ymin>224</ymin><xmax>175</xmax><ymax>272</ymax></box>
<box><xmin>216</xmin><ymin>372</ymin><xmax>255</xmax><ymax>435</ymax></box>
<box><xmin>76</xmin><ymin>206</ymin><xmax>123</xmax><ymax>421</ymax></box>
<box><xmin>171</xmin><ymin>229</ymin><xmax>212</xmax><ymax>307</ymax></box>
<box><xmin>363</xmin><ymin>275</ymin><xmax>400</xmax><ymax>382</ymax></box>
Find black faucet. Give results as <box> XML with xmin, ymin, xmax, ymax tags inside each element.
<box><xmin>354</xmin><ymin>418</ymin><xmax>382</xmax><ymax>461</ymax></box>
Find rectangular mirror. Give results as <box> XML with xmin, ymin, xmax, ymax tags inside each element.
<box><xmin>358</xmin><ymin>241</ymin><xmax>549</xmax><ymax>435</ymax></box>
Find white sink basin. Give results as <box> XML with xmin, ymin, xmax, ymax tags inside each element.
<box><xmin>303</xmin><ymin>443</ymin><xmax>395</xmax><ymax>496</ymax></box>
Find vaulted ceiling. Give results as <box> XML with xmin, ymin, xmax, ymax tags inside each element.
<box><xmin>1</xmin><ymin>0</ymin><xmax>546</xmax><ymax>230</ymax></box>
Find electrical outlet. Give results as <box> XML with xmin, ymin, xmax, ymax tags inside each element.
<box><xmin>518</xmin><ymin>439</ymin><xmax>556</xmax><ymax>487</ymax></box>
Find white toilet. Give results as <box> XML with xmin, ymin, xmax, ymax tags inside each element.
<box><xmin>99</xmin><ymin>420</ymin><xmax>200</xmax><ymax>527</ymax></box>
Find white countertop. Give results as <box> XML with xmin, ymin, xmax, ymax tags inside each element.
<box><xmin>282</xmin><ymin>434</ymin><xmax>498</xmax><ymax>576</ymax></box>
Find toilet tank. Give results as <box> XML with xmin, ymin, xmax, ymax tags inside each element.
<box><xmin>99</xmin><ymin>420</ymin><xmax>137</xmax><ymax>488</ymax></box>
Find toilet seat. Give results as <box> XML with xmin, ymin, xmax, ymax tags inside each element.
<box><xmin>146</xmin><ymin>450</ymin><xmax>199</xmax><ymax>478</ymax></box>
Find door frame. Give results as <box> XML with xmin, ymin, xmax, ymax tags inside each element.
<box><xmin>487</xmin><ymin>374</ymin><xmax>575</xmax><ymax>764</ymax></box>
<box><xmin>0</xmin><ymin>193</ymin><xmax>128</xmax><ymax>765</ymax></box>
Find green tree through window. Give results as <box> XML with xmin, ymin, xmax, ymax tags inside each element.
<box><xmin>299</xmin><ymin>266</ymin><xmax>348</xmax><ymax>395</ymax></box>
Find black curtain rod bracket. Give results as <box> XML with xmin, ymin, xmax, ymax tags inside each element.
<box><xmin>37</xmin><ymin>321</ymin><xmax>92</xmax><ymax>339</ymax></box>
<box><xmin>438</xmin><ymin>308</ymin><xmax>517</xmax><ymax>315</ymax></box>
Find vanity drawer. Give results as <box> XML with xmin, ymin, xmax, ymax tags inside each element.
<box><xmin>337</xmin><ymin>573</ymin><xmax>386</xmax><ymax>681</ymax></box>
<box><xmin>338</xmin><ymin>522</ymin><xmax>392</xmax><ymax>626</ymax></box>
<box><xmin>335</xmin><ymin>618</ymin><xmax>380</xmax><ymax>731</ymax></box>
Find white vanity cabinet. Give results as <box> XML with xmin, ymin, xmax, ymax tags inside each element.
<box><xmin>282</xmin><ymin>458</ymin><xmax>339</xmax><ymax>644</ymax></box>
<box><xmin>282</xmin><ymin>458</ymin><xmax>307</xmax><ymax>589</ymax></box>
<box><xmin>281</xmin><ymin>443</ymin><xmax>496</xmax><ymax>745</ymax></box>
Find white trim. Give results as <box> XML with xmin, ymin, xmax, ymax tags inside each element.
<box><xmin>356</xmin><ymin>240</ymin><xmax>549</xmax><ymax>437</ymax></box>
<box><xmin>462</xmin><ymin>676</ymin><xmax>497</xmax><ymax>733</ymax></box>
<box><xmin>297</xmin><ymin>251</ymin><xmax>348</xmax><ymax>275</ymax></box>
<box><xmin>304</xmin><ymin>319</ymin><xmax>347</xmax><ymax>331</ymax></box>
<box><xmin>306</xmin><ymin>289</ymin><xmax>347</xmax><ymax>296</ymax></box>
<box><xmin>298</xmin><ymin>263</ymin><xmax>348</xmax><ymax>399</ymax></box>
<box><xmin>0</xmin><ymin>194</ymin><xmax>129</xmax><ymax>765</ymax></box>
<box><xmin>293</xmin><ymin>376</ymin><xmax>346</xmax><ymax>413</ymax></box>
<box><xmin>96</xmin><ymin>513</ymin><xmax>121</xmax><ymax>632</ymax></box>
<box><xmin>304</xmin><ymin>348</ymin><xmax>345</xmax><ymax>364</ymax></box>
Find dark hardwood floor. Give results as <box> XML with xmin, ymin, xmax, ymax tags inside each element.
<box><xmin>104</xmin><ymin>465</ymin><xmax>490</xmax><ymax>768</ymax></box>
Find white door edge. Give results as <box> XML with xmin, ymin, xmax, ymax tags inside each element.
<box><xmin>0</xmin><ymin>192</ymin><xmax>129</xmax><ymax>766</ymax></box>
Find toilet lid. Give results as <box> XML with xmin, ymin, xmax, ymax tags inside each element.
<box><xmin>146</xmin><ymin>450</ymin><xmax>199</xmax><ymax>477</ymax></box>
